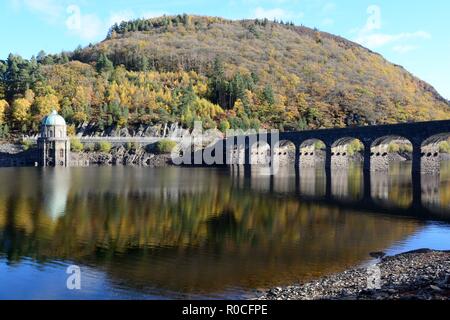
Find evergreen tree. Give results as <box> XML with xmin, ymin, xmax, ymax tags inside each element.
<box><xmin>262</xmin><ymin>84</ymin><xmax>275</xmax><ymax>105</ymax></box>
<box><xmin>96</xmin><ymin>53</ymin><xmax>114</xmax><ymax>73</ymax></box>
<box><xmin>209</xmin><ymin>57</ymin><xmax>228</xmax><ymax>108</ymax></box>
<box><xmin>4</xmin><ymin>54</ymin><xmax>41</xmax><ymax>101</ymax></box>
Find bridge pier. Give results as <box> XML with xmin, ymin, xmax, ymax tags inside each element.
<box><xmin>361</xmin><ymin>142</ymin><xmax>372</xmax><ymax>199</ymax></box>
<box><xmin>411</xmin><ymin>142</ymin><xmax>423</xmax><ymax>207</ymax></box>
<box><xmin>294</xmin><ymin>143</ymin><xmax>300</xmax><ymax>194</ymax></box>
<box><xmin>222</xmin><ymin>138</ymin><xmax>229</xmax><ymax>165</ymax></box>
<box><xmin>325</xmin><ymin>144</ymin><xmax>332</xmax><ymax>198</ymax></box>
<box><xmin>363</xmin><ymin>142</ymin><xmax>372</xmax><ymax>172</ymax></box>
<box><xmin>294</xmin><ymin>144</ymin><xmax>300</xmax><ymax>168</ymax></box>
<box><xmin>412</xmin><ymin>142</ymin><xmax>422</xmax><ymax>174</ymax></box>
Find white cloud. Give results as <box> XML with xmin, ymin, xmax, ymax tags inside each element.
<box><xmin>322</xmin><ymin>2</ymin><xmax>336</xmax><ymax>13</ymax></box>
<box><xmin>65</xmin><ymin>5</ymin><xmax>104</xmax><ymax>40</ymax></box>
<box><xmin>11</xmin><ymin>0</ymin><xmax>63</xmax><ymax>22</ymax></box>
<box><xmin>392</xmin><ymin>44</ymin><xmax>418</xmax><ymax>54</ymax></box>
<box><xmin>65</xmin><ymin>6</ymin><xmax>169</xmax><ymax>41</ymax></box>
<box><xmin>10</xmin><ymin>0</ymin><xmax>169</xmax><ymax>41</ymax></box>
<box><xmin>353</xmin><ymin>5</ymin><xmax>430</xmax><ymax>52</ymax></box>
<box><xmin>357</xmin><ymin>31</ymin><xmax>430</xmax><ymax>48</ymax></box>
<box><xmin>321</xmin><ymin>18</ymin><xmax>334</xmax><ymax>27</ymax></box>
<box><xmin>253</xmin><ymin>7</ymin><xmax>302</xmax><ymax>20</ymax></box>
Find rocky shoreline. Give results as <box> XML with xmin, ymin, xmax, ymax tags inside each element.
<box><xmin>70</xmin><ymin>145</ymin><xmax>173</xmax><ymax>167</ymax></box>
<box><xmin>0</xmin><ymin>143</ymin><xmax>174</xmax><ymax>168</ymax></box>
<box><xmin>257</xmin><ymin>249</ymin><xmax>450</xmax><ymax>300</ymax></box>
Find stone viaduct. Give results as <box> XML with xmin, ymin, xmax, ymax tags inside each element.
<box><xmin>223</xmin><ymin>119</ymin><xmax>450</xmax><ymax>174</ymax></box>
<box><xmin>210</xmin><ymin>119</ymin><xmax>450</xmax><ymax>211</ymax></box>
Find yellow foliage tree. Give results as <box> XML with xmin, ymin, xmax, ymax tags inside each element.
<box><xmin>34</xmin><ymin>94</ymin><xmax>60</xmax><ymax>118</ymax></box>
<box><xmin>0</xmin><ymin>99</ymin><xmax>8</xmax><ymax>124</ymax></box>
<box><xmin>67</xmin><ymin>124</ymin><xmax>76</xmax><ymax>137</ymax></box>
<box><xmin>12</xmin><ymin>98</ymin><xmax>31</xmax><ymax>124</ymax></box>
<box><xmin>72</xmin><ymin>111</ymin><xmax>87</xmax><ymax>123</ymax></box>
<box><xmin>233</xmin><ymin>99</ymin><xmax>245</xmax><ymax>117</ymax></box>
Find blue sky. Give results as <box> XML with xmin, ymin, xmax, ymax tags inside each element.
<box><xmin>0</xmin><ymin>0</ymin><xmax>449</xmax><ymax>99</ymax></box>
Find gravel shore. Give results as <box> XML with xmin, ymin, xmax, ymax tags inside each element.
<box><xmin>258</xmin><ymin>249</ymin><xmax>450</xmax><ymax>300</ymax></box>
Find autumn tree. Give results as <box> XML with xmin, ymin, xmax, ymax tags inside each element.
<box><xmin>34</xmin><ymin>94</ymin><xmax>60</xmax><ymax>118</ymax></box>
<box><xmin>11</xmin><ymin>98</ymin><xmax>31</xmax><ymax>126</ymax></box>
<box><xmin>0</xmin><ymin>99</ymin><xmax>8</xmax><ymax>124</ymax></box>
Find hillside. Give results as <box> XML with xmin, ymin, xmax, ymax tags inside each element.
<box><xmin>0</xmin><ymin>15</ymin><xmax>449</xmax><ymax>137</ymax></box>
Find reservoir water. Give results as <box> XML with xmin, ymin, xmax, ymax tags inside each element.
<box><xmin>0</xmin><ymin>163</ymin><xmax>449</xmax><ymax>299</ymax></box>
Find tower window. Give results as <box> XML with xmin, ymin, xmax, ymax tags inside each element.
<box><xmin>60</xmin><ymin>149</ymin><xmax>64</xmax><ymax>158</ymax></box>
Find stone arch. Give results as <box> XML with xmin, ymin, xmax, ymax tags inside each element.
<box><xmin>272</xmin><ymin>140</ymin><xmax>296</xmax><ymax>167</ymax></box>
<box><xmin>331</xmin><ymin>137</ymin><xmax>365</xmax><ymax>168</ymax></box>
<box><xmin>250</xmin><ymin>140</ymin><xmax>271</xmax><ymax>165</ymax></box>
<box><xmin>299</xmin><ymin>139</ymin><xmax>326</xmax><ymax>167</ymax></box>
<box><xmin>421</xmin><ymin>133</ymin><xmax>450</xmax><ymax>173</ymax></box>
<box><xmin>370</xmin><ymin>136</ymin><xmax>413</xmax><ymax>171</ymax></box>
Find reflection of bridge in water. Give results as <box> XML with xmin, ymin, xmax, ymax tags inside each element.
<box><xmin>229</xmin><ymin>164</ymin><xmax>450</xmax><ymax>223</ymax></box>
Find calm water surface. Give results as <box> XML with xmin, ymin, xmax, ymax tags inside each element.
<box><xmin>0</xmin><ymin>163</ymin><xmax>450</xmax><ymax>299</ymax></box>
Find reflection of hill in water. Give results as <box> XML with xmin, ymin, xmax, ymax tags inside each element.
<box><xmin>0</xmin><ymin>167</ymin><xmax>423</xmax><ymax>294</ymax></box>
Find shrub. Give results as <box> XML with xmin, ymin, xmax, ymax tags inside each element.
<box><xmin>314</xmin><ymin>141</ymin><xmax>325</xmax><ymax>150</ymax></box>
<box><xmin>439</xmin><ymin>141</ymin><xmax>450</xmax><ymax>154</ymax></box>
<box><xmin>399</xmin><ymin>144</ymin><xmax>413</xmax><ymax>153</ymax></box>
<box><xmin>388</xmin><ymin>143</ymin><xmax>400</xmax><ymax>153</ymax></box>
<box><xmin>95</xmin><ymin>141</ymin><xmax>112</xmax><ymax>153</ymax></box>
<box><xmin>21</xmin><ymin>140</ymin><xmax>34</xmax><ymax>151</ymax></box>
<box><xmin>155</xmin><ymin>139</ymin><xmax>177</xmax><ymax>154</ymax></box>
<box><xmin>70</xmin><ymin>138</ymin><xmax>84</xmax><ymax>152</ymax></box>
<box><xmin>219</xmin><ymin>120</ymin><xmax>231</xmax><ymax>133</ymax></box>
<box><xmin>347</xmin><ymin>140</ymin><xmax>364</xmax><ymax>156</ymax></box>
<box><xmin>85</xmin><ymin>143</ymin><xmax>95</xmax><ymax>152</ymax></box>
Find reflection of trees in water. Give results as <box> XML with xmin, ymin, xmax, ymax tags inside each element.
<box><xmin>436</xmin><ymin>161</ymin><xmax>450</xmax><ymax>210</ymax></box>
<box><xmin>422</xmin><ymin>174</ymin><xmax>440</xmax><ymax>208</ymax></box>
<box><xmin>300</xmin><ymin>167</ymin><xmax>326</xmax><ymax>196</ymax></box>
<box><xmin>2</xmin><ymin>162</ymin><xmax>450</xmax><ymax>294</ymax></box>
<box><xmin>369</xmin><ymin>161</ymin><xmax>450</xmax><ymax>210</ymax></box>
<box><xmin>371</xmin><ymin>163</ymin><xmax>413</xmax><ymax>208</ymax></box>
<box><xmin>0</xmin><ymin>167</ymin><xmax>423</xmax><ymax>294</ymax></box>
<box><xmin>232</xmin><ymin>162</ymin><xmax>450</xmax><ymax>210</ymax></box>
<box><xmin>331</xmin><ymin>163</ymin><xmax>363</xmax><ymax>200</ymax></box>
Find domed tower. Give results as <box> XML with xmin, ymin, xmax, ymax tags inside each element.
<box><xmin>38</xmin><ymin>110</ymin><xmax>70</xmax><ymax>167</ymax></box>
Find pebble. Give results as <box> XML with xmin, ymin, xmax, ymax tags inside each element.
<box><xmin>257</xmin><ymin>250</ymin><xmax>450</xmax><ymax>300</ymax></box>
<box><xmin>430</xmin><ymin>285</ymin><xmax>443</xmax><ymax>292</ymax></box>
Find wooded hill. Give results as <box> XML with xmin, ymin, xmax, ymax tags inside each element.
<box><xmin>0</xmin><ymin>15</ymin><xmax>448</xmax><ymax>137</ymax></box>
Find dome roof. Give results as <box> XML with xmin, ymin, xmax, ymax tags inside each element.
<box><xmin>42</xmin><ymin>110</ymin><xmax>66</xmax><ymax>126</ymax></box>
